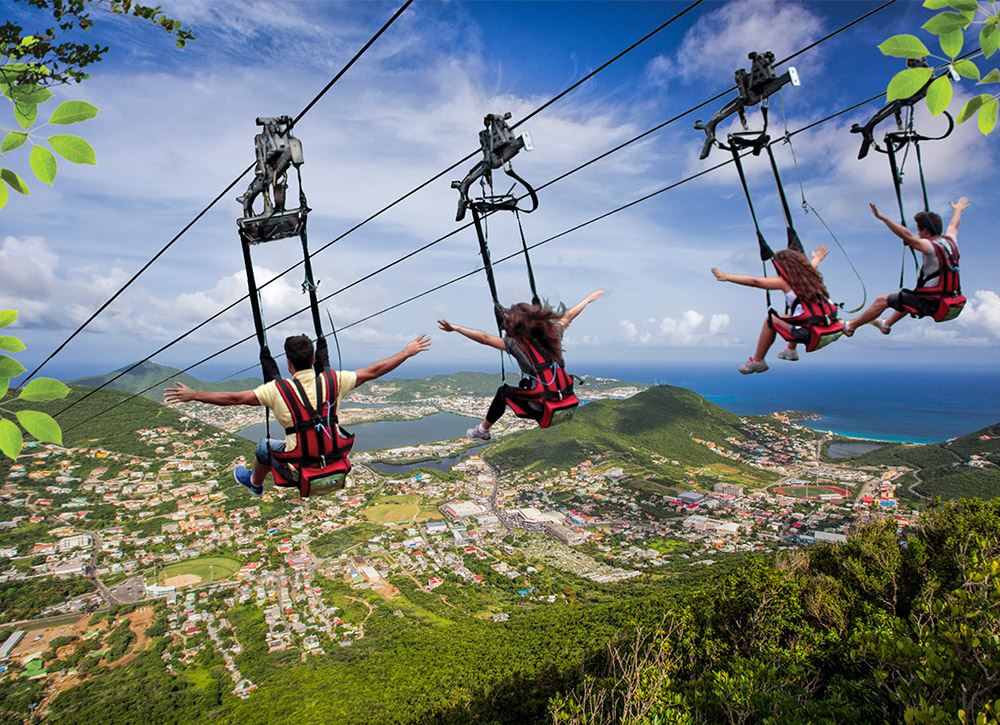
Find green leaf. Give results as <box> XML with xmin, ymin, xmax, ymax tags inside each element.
<box><xmin>0</xmin><ymin>310</ymin><xmax>16</xmax><ymax>328</ymax></box>
<box><xmin>878</xmin><ymin>34</ymin><xmax>931</xmax><ymax>58</ymax></box>
<box><xmin>0</xmin><ymin>417</ymin><xmax>24</xmax><ymax>459</ymax></box>
<box><xmin>0</xmin><ymin>168</ymin><xmax>29</xmax><ymax>195</ymax></box>
<box><xmin>926</xmin><ymin>75</ymin><xmax>954</xmax><ymax>115</ymax></box>
<box><xmin>47</xmin><ymin>100</ymin><xmax>99</xmax><ymax>125</ymax></box>
<box><xmin>0</xmin><ymin>180</ymin><xmax>6</xmax><ymax>210</ymax></box>
<box><xmin>0</xmin><ymin>376</ymin><xmax>8</xmax><ymax>400</ymax></box>
<box><xmin>957</xmin><ymin>94</ymin><xmax>988</xmax><ymax>122</ymax></box>
<box><xmin>940</xmin><ymin>28</ymin><xmax>964</xmax><ymax>58</ymax></box>
<box><xmin>0</xmin><ymin>336</ymin><xmax>25</xmax><ymax>352</ymax></box>
<box><xmin>922</xmin><ymin>0</ymin><xmax>953</xmax><ymax>7</ymax></box>
<box><xmin>48</xmin><ymin>135</ymin><xmax>96</xmax><ymax>165</ymax></box>
<box><xmin>18</xmin><ymin>378</ymin><xmax>69</xmax><ymax>402</ymax></box>
<box><xmin>982</xmin><ymin>25</ymin><xmax>1000</xmax><ymax>58</ymax></box>
<box><xmin>946</xmin><ymin>0</ymin><xmax>979</xmax><ymax>10</ymax></box>
<box><xmin>16</xmin><ymin>410</ymin><xmax>61</xmax><ymax>445</ymax></box>
<box><xmin>954</xmin><ymin>59</ymin><xmax>982</xmax><ymax>80</ymax></box>
<box><xmin>887</xmin><ymin>67</ymin><xmax>934</xmax><ymax>101</ymax></box>
<box><xmin>14</xmin><ymin>102</ymin><xmax>37</xmax><ymax>130</ymax></box>
<box><xmin>1</xmin><ymin>131</ymin><xmax>28</xmax><ymax>152</ymax></box>
<box><xmin>979</xmin><ymin>68</ymin><xmax>1000</xmax><ymax>84</ymax></box>
<box><xmin>8</xmin><ymin>84</ymin><xmax>51</xmax><ymax>105</ymax></box>
<box><xmin>923</xmin><ymin>11</ymin><xmax>972</xmax><ymax>35</ymax></box>
<box><xmin>30</xmin><ymin>145</ymin><xmax>57</xmax><ymax>185</ymax></box>
<box><xmin>978</xmin><ymin>97</ymin><xmax>998</xmax><ymax>134</ymax></box>
<box><xmin>0</xmin><ymin>355</ymin><xmax>26</xmax><ymax>377</ymax></box>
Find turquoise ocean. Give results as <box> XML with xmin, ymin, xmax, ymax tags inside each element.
<box><xmin>580</xmin><ymin>363</ymin><xmax>1000</xmax><ymax>444</ymax></box>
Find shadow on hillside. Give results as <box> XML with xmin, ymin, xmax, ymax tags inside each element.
<box><xmin>419</xmin><ymin>660</ymin><xmax>587</xmax><ymax>725</ymax></box>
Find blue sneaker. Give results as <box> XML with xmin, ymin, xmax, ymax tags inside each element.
<box><xmin>234</xmin><ymin>466</ymin><xmax>263</xmax><ymax>497</ymax></box>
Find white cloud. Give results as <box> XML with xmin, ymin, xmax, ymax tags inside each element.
<box><xmin>619</xmin><ymin>310</ymin><xmax>732</xmax><ymax>347</ymax></box>
<box><xmin>665</xmin><ymin>0</ymin><xmax>824</xmax><ymax>85</ymax></box>
<box><xmin>958</xmin><ymin>289</ymin><xmax>1000</xmax><ymax>341</ymax></box>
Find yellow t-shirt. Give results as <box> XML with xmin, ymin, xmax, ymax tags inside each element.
<box><xmin>254</xmin><ymin>369</ymin><xmax>357</xmax><ymax>449</ymax></box>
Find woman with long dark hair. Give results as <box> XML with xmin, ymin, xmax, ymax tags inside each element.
<box><xmin>438</xmin><ymin>289</ymin><xmax>605</xmax><ymax>439</ymax></box>
<box><xmin>712</xmin><ymin>247</ymin><xmax>831</xmax><ymax>374</ymax></box>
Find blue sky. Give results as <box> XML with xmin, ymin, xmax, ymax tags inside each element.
<box><xmin>2</xmin><ymin>0</ymin><xmax>998</xmax><ymax>382</ymax></box>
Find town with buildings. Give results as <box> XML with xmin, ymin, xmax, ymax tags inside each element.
<box><xmin>1</xmin><ymin>378</ymin><xmax>992</xmax><ymax>715</ymax></box>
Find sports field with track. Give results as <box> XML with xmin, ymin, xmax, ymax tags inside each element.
<box><xmin>152</xmin><ymin>555</ymin><xmax>242</xmax><ymax>587</ymax></box>
<box><xmin>774</xmin><ymin>485</ymin><xmax>850</xmax><ymax>498</ymax></box>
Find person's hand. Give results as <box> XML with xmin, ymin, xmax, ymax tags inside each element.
<box><xmin>950</xmin><ymin>196</ymin><xmax>969</xmax><ymax>212</ymax></box>
<box><xmin>437</xmin><ymin>320</ymin><xmax>456</xmax><ymax>333</ymax></box>
<box><xmin>164</xmin><ymin>382</ymin><xmax>194</xmax><ymax>404</ymax></box>
<box><xmin>711</xmin><ymin>268</ymin><xmax>728</xmax><ymax>282</ymax></box>
<box><xmin>405</xmin><ymin>335</ymin><xmax>432</xmax><ymax>357</ymax></box>
<box><xmin>811</xmin><ymin>244</ymin><xmax>829</xmax><ymax>265</ymax></box>
<box><xmin>588</xmin><ymin>289</ymin><xmax>606</xmax><ymax>302</ymax></box>
<box><xmin>870</xmin><ymin>202</ymin><xmax>886</xmax><ymax>220</ymax></box>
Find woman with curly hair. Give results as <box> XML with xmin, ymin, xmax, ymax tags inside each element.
<box><xmin>438</xmin><ymin>289</ymin><xmax>605</xmax><ymax>439</ymax></box>
<box><xmin>712</xmin><ymin>246</ymin><xmax>832</xmax><ymax>374</ymax></box>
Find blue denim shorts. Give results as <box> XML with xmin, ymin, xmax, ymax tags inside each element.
<box><xmin>255</xmin><ymin>438</ymin><xmax>296</xmax><ymax>483</ymax></box>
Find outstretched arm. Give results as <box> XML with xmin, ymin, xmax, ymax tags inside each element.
<box><xmin>164</xmin><ymin>383</ymin><xmax>259</xmax><ymax>407</ymax></box>
<box><xmin>559</xmin><ymin>289</ymin><xmax>605</xmax><ymax>328</ymax></box>
<box><xmin>355</xmin><ymin>335</ymin><xmax>432</xmax><ymax>386</ymax></box>
<box><xmin>437</xmin><ymin>320</ymin><xmax>505</xmax><ymax>350</ymax></box>
<box><xmin>870</xmin><ymin>202</ymin><xmax>928</xmax><ymax>252</ymax></box>
<box><xmin>810</xmin><ymin>244</ymin><xmax>828</xmax><ymax>269</ymax></box>
<box><xmin>711</xmin><ymin>268</ymin><xmax>787</xmax><ymax>291</ymax></box>
<box><xmin>945</xmin><ymin>196</ymin><xmax>969</xmax><ymax>239</ymax></box>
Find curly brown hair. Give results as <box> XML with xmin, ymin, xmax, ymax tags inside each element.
<box><xmin>773</xmin><ymin>249</ymin><xmax>829</xmax><ymax>303</ymax></box>
<box><xmin>502</xmin><ymin>302</ymin><xmax>563</xmax><ymax>360</ymax></box>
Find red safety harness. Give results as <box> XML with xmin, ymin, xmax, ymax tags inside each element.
<box><xmin>904</xmin><ymin>236</ymin><xmax>965</xmax><ymax>322</ymax></box>
<box><xmin>505</xmin><ymin>338</ymin><xmax>579</xmax><ymax>428</ymax></box>
<box><xmin>269</xmin><ymin>369</ymin><xmax>354</xmax><ymax>498</ymax></box>
<box><xmin>768</xmin><ymin>261</ymin><xmax>844</xmax><ymax>353</ymax></box>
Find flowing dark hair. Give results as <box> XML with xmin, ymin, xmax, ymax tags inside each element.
<box><xmin>501</xmin><ymin>302</ymin><xmax>564</xmax><ymax>360</ymax></box>
<box><xmin>773</xmin><ymin>249</ymin><xmax>829</xmax><ymax>303</ymax></box>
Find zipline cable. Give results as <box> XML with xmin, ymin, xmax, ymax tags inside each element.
<box><xmin>43</xmin><ymin>0</ymin><xmax>708</xmax><ymax>414</ymax></box>
<box><xmin>19</xmin><ymin>0</ymin><xmax>415</xmax><ymax>386</ymax></box>
<box><xmin>59</xmin><ymin>89</ymin><xmax>883</xmax><ymax>433</ymax></box>
<box><xmin>52</xmin><ymin>1</ymin><xmax>901</xmax><ymax>416</ymax></box>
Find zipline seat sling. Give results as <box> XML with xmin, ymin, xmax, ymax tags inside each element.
<box><xmin>902</xmin><ymin>236</ymin><xmax>965</xmax><ymax>322</ymax></box>
<box><xmin>268</xmin><ymin>366</ymin><xmax>355</xmax><ymax>498</ymax></box>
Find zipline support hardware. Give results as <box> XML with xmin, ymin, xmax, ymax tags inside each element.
<box><xmin>452</xmin><ymin>112</ymin><xmax>534</xmax><ymax>221</ymax></box>
<box><xmin>694</xmin><ymin>51</ymin><xmax>799</xmax><ymax>160</ymax></box>
<box><xmin>237</xmin><ymin>116</ymin><xmax>308</xmax><ymax>243</ymax></box>
<box><xmin>850</xmin><ymin>58</ymin><xmax>956</xmax><ymax>160</ymax></box>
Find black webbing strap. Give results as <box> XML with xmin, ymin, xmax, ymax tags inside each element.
<box><xmin>514</xmin><ymin>210</ymin><xmax>540</xmax><ymax>307</ymax></box>
<box><xmin>764</xmin><ymin>144</ymin><xmax>803</xmax><ymax>254</ymax></box>
<box><xmin>729</xmin><ymin>144</ymin><xmax>775</xmax><ymax>307</ymax></box>
<box><xmin>469</xmin><ymin>203</ymin><xmax>505</xmax><ymax>334</ymax></box>
<box><xmin>885</xmin><ymin>135</ymin><xmax>920</xmax><ymax>289</ymax></box>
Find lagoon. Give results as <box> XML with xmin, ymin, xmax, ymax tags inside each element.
<box><xmin>237</xmin><ymin>411</ymin><xmax>479</xmax><ymax>453</ymax></box>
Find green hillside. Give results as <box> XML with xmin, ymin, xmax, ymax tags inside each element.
<box><xmin>68</xmin><ymin>361</ymin><xmax>262</xmax><ymax>403</ymax></box>
<box><xmin>485</xmin><ymin>385</ymin><xmax>781</xmax><ymax>487</ymax></box>
<box><xmin>840</xmin><ymin>422</ymin><xmax>1000</xmax><ymax>500</ymax></box>
<box><xmin>1</xmin><ymin>385</ymin><xmax>241</xmax><ymax>461</ymax></box>
<box><xmin>366</xmin><ymin>370</ymin><xmax>646</xmax><ymax>401</ymax></box>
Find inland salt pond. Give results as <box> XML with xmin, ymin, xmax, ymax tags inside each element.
<box><xmin>826</xmin><ymin>441</ymin><xmax>884</xmax><ymax>459</ymax></box>
<box><xmin>237</xmin><ymin>410</ymin><xmax>479</xmax><ymax>456</ymax></box>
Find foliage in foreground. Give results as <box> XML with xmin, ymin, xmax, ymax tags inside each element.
<box><xmin>549</xmin><ymin>498</ymin><xmax>1000</xmax><ymax>725</ymax></box>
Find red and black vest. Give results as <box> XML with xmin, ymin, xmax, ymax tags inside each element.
<box><xmin>908</xmin><ymin>236</ymin><xmax>965</xmax><ymax>322</ymax></box>
<box><xmin>506</xmin><ymin>338</ymin><xmax>579</xmax><ymax>428</ymax></box>
<box><xmin>769</xmin><ymin>261</ymin><xmax>844</xmax><ymax>353</ymax></box>
<box><xmin>269</xmin><ymin>369</ymin><xmax>354</xmax><ymax>497</ymax></box>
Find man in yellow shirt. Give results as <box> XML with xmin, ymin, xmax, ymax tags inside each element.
<box><xmin>164</xmin><ymin>334</ymin><xmax>431</xmax><ymax>496</ymax></box>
